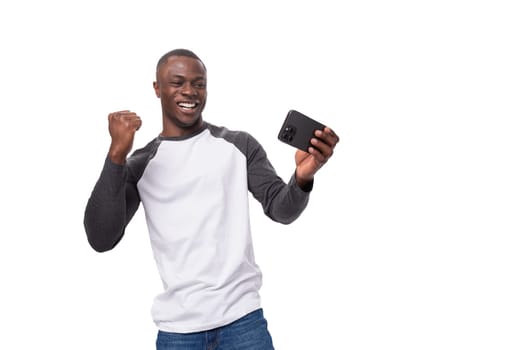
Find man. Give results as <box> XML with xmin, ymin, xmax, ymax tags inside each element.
<box><xmin>84</xmin><ymin>49</ymin><xmax>339</xmax><ymax>349</ymax></box>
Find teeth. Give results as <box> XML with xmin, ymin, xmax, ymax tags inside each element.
<box><xmin>178</xmin><ymin>102</ymin><xmax>197</xmax><ymax>108</ymax></box>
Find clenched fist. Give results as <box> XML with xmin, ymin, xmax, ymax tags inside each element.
<box><xmin>107</xmin><ymin>110</ymin><xmax>142</xmax><ymax>165</ymax></box>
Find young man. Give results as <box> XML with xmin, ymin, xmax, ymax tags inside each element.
<box><xmin>84</xmin><ymin>49</ymin><xmax>339</xmax><ymax>349</ymax></box>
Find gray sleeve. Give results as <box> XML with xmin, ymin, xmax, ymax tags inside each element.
<box><xmin>245</xmin><ymin>134</ymin><xmax>312</xmax><ymax>224</ymax></box>
<box><xmin>83</xmin><ymin>157</ymin><xmax>141</xmax><ymax>252</ymax></box>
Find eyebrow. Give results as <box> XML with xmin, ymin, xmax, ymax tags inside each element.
<box><xmin>169</xmin><ymin>74</ymin><xmax>206</xmax><ymax>80</ymax></box>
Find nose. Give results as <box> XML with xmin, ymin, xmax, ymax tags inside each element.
<box><xmin>181</xmin><ymin>82</ymin><xmax>197</xmax><ymax>96</ymax></box>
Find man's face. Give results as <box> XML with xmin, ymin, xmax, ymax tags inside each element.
<box><xmin>154</xmin><ymin>55</ymin><xmax>207</xmax><ymax>133</ymax></box>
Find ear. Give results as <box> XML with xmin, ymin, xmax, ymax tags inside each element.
<box><xmin>153</xmin><ymin>81</ymin><xmax>161</xmax><ymax>98</ymax></box>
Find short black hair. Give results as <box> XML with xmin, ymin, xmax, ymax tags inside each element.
<box><xmin>156</xmin><ymin>48</ymin><xmax>206</xmax><ymax>74</ymax></box>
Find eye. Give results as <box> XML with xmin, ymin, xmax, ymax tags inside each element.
<box><xmin>193</xmin><ymin>81</ymin><xmax>206</xmax><ymax>89</ymax></box>
<box><xmin>170</xmin><ymin>81</ymin><xmax>183</xmax><ymax>87</ymax></box>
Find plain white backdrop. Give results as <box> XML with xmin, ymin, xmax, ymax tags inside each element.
<box><xmin>0</xmin><ymin>1</ymin><xmax>524</xmax><ymax>349</ymax></box>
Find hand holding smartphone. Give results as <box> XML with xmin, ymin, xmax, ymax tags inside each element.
<box><xmin>277</xmin><ymin>109</ymin><xmax>325</xmax><ymax>152</ymax></box>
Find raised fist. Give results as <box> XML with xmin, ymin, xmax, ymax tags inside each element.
<box><xmin>107</xmin><ymin>110</ymin><xmax>142</xmax><ymax>164</ymax></box>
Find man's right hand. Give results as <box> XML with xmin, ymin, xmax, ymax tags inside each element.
<box><xmin>107</xmin><ymin>110</ymin><xmax>142</xmax><ymax>165</ymax></box>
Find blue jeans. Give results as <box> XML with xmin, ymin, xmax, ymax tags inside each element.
<box><xmin>156</xmin><ymin>309</ymin><xmax>275</xmax><ymax>350</ymax></box>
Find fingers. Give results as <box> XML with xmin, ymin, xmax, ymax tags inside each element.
<box><xmin>307</xmin><ymin>143</ymin><xmax>333</xmax><ymax>165</ymax></box>
<box><xmin>308</xmin><ymin>126</ymin><xmax>339</xmax><ymax>162</ymax></box>
<box><xmin>315</xmin><ymin>127</ymin><xmax>339</xmax><ymax>148</ymax></box>
<box><xmin>108</xmin><ymin>110</ymin><xmax>142</xmax><ymax>130</ymax></box>
<box><xmin>108</xmin><ymin>110</ymin><xmax>131</xmax><ymax>121</ymax></box>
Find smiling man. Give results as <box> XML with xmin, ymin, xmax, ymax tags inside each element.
<box><xmin>154</xmin><ymin>51</ymin><xmax>207</xmax><ymax>134</ymax></box>
<box><xmin>84</xmin><ymin>49</ymin><xmax>339</xmax><ymax>350</ymax></box>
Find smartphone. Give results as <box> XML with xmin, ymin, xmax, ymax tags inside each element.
<box><xmin>277</xmin><ymin>109</ymin><xmax>325</xmax><ymax>152</ymax></box>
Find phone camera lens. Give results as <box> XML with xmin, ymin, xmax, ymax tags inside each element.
<box><xmin>281</xmin><ymin>125</ymin><xmax>296</xmax><ymax>142</ymax></box>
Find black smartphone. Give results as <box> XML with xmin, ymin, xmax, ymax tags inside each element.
<box><xmin>277</xmin><ymin>109</ymin><xmax>325</xmax><ymax>152</ymax></box>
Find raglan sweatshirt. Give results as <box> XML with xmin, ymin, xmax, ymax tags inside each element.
<box><xmin>84</xmin><ymin>122</ymin><xmax>312</xmax><ymax>333</ymax></box>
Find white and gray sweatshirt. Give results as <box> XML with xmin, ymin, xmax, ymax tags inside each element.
<box><xmin>84</xmin><ymin>122</ymin><xmax>312</xmax><ymax>333</ymax></box>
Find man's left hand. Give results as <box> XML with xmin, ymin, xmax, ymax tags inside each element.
<box><xmin>295</xmin><ymin>127</ymin><xmax>340</xmax><ymax>188</ymax></box>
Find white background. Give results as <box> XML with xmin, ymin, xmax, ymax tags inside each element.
<box><xmin>1</xmin><ymin>1</ymin><xmax>524</xmax><ymax>349</ymax></box>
